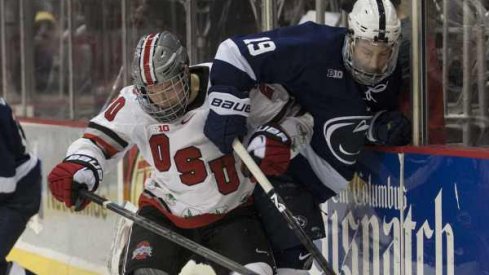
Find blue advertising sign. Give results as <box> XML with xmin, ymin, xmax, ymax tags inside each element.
<box><xmin>323</xmin><ymin>149</ymin><xmax>489</xmax><ymax>275</ymax></box>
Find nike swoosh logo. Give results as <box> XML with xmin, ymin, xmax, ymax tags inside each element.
<box><xmin>255</xmin><ymin>248</ymin><xmax>269</xmax><ymax>255</ymax></box>
<box><xmin>298</xmin><ymin>252</ymin><xmax>311</xmax><ymax>261</ymax></box>
<box><xmin>181</xmin><ymin>113</ymin><xmax>195</xmax><ymax>124</ymax></box>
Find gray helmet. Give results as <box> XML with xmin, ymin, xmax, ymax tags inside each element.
<box><xmin>132</xmin><ymin>31</ymin><xmax>190</xmax><ymax>122</ymax></box>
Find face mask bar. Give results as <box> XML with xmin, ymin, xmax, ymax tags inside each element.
<box><xmin>343</xmin><ymin>35</ymin><xmax>400</xmax><ymax>86</ymax></box>
<box><xmin>135</xmin><ymin>71</ymin><xmax>190</xmax><ymax>122</ymax></box>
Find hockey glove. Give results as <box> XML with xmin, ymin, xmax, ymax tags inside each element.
<box><xmin>368</xmin><ymin>111</ymin><xmax>411</xmax><ymax>146</ymax></box>
<box><xmin>48</xmin><ymin>154</ymin><xmax>103</xmax><ymax>211</ymax></box>
<box><xmin>204</xmin><ymin>85</ymin><xmax>250</xmax><ymax>154</ymax></box>
<box><xmin>247</xmin><ymin>124</ymin><xmax>292</xmax><ymax>176</ymax></box>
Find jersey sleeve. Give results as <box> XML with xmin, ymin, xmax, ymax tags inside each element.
<box><xmin>211</xmin><ymin>22</ymin><xmax>320</xmax><ymax>92</ymax></box>
<box><xmin>0</xmin><ymin>98</ymin><xmax>36</xmax><ymax>194</ymax></box>
<box><xmin>0</xmin><ymin>121</ymin><xmax>16</xmax><ymax>194</ymax></box>
<box><xmin>247</xmin><ymin>83</ymin><xmax>313</xmax><ymax>159</ymax></box>
<box><xmin>67</xmin><ymin>88</ymin><xmax>137</xmax><ymax>174</ymax></box>
<box><xmin>248</xmin><ymin>83</ymin><xmax>290</xmax><ymax>128</ymax></box>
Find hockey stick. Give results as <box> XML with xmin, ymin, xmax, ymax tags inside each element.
<box><xmin>77</xmin><ymin>189</ymin><xmax>259</xmax><ymax>275</ymax></box>
<box><xmin>232</xmin><ymin>139</ymin><xmax>336</xmax><ymax>275</ymax></box>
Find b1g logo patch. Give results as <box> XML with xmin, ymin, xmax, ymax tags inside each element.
<box><xmin>149</xmin><ymin>124</ymin><xmax>170</xmax><ymax>134</ymax></box>
<box><xmin>132</xmin><ymin>240</ymin><xmax>153</xmax><ymax>260</ymax></box>
<box><xmin>327</xmin><ymin>69</ymin><xmax>343</xmax><ymax>79</ymax></box>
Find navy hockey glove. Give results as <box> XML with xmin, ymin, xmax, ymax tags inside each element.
<box><xmin>204</xmin><ymin>85</ymin><xmax>250</xmax><ymax>154</ymax></box>
<box><xmin>247</xmin><ymin>124</ymin><xmax>292</xmax><ymax>176</ymax></box>
<box><xmin>48</xmin><ymin>154</ymin><xmax>102</xmax><ymax>211</ymax></box>
<box><xmin>368</xmin><ymin>111</ymin><xmax>411</xmax><ymax>146</ymax></box>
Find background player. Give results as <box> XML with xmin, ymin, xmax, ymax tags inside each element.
<box><xmin>0</xmin><ymin>98</ymin><xmax>41</xmax><ymax>275</ymax></box>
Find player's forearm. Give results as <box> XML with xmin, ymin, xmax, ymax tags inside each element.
<box><xmin>66</xmin><ymin>138</ymin><xmax>108</xmax><ymax>175</ymax></box>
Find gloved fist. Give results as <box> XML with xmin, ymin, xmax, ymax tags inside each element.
<box><xmin>247</xmin><ymin>124</ymin><xmax>292</xmax><ymax>176</ymax></box>
<box><xmin>204</xmin><ymin>85</ymin><xmax>250</xmax><ymax>154</ymax></box>
<box><xmin>368</xmin><ymin>111</ymin><xmax>411</xmax><ymax>146</ymax></box>
<box><xmin>48</xmin><ymin>154</ymin><xmax>102</xmax><ymax>210</ymax></box>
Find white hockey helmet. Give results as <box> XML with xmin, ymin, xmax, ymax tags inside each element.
<box><xmin>132</xmin><ymin>31</ymin><xmax>190</xmax><ymax>122</ymax></box>
<box><xmin>343</xmin><ymin>0</ymin><xmax>401</xmax><ymax>86</ymax></box>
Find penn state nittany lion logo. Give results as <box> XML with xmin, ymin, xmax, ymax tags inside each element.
<box><xmin>323</xmin><ymin>116</ymin><xmax>371</xmax><ymax>165</ymax></box>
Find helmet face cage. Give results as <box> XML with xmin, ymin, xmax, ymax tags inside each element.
<box><xmin>136</xmin><ymin>72</ymin><xmax>190</xmax><ymax>122</ymax></box>
<box><xmin>343</xmin><ymin>35</ymin><xmax>400</xmax><ymax>86</ymax></box>
<box><xmin>343</xmin><ymin>0</ymin><xmax>401</xmax><ymax>86</ymax></box>
<box><xmin>132</xmin><ymin>31</ymin><xmax>190</xmax><ymax>122</ymax></box>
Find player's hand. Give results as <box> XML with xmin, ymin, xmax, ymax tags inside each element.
<box><xmin>48</xmin><ymin>154</ymin><xmax>102</xmax><ymax>211</ymax></box>
<box><xmin>369</xmin><ymin>111</ymin><xmax>411</xmax><ymax>146</ymax></box>
<box><xmin>247</xmin><ymin>124</ymin><xmax>292</xmax><ymax>176</ymax></box>
<box><xmin>204</xmin><ymin>85</ymin><xmax>250</xmax><ymax>154</ymax></box>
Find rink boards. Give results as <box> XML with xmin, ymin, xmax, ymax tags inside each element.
<box><xmin>322</xmin><ymin>147</ymin><xmax>489</xmax><ymax>274</ymax></box>
<box><xmin>7</xmin><ymin>121</ymin><xmax>489</xmax><ymax>274</ymax></box>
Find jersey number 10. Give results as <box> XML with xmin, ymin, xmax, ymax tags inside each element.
<box><xmin>149</xmin><ymin>134</ymin><xmax>240</xmax><ymax>195</ymax></box>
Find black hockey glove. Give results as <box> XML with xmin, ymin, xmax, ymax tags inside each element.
<box><xmin>368</xmin><ymin>111</ymin><xmax>411</xmax><ymax>146</ymax></box>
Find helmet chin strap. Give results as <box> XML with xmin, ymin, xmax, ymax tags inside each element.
<box><xmin>189</xmin><ymin>73</ymin><xmax>200</xmax><ymax>105</ymax></box>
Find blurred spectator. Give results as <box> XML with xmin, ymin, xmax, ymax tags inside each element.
<box><xmin>279</xmin><ymin>0</ymin><xmax>314</xmax><ymax>26</ymax></box>
<box><xmin>128</xmin><ymin>0</ymin><xmax>257</xmax><ymax>63</ymax></box>
<box><xmin>129</xmin><ymin>0</ymin><xmax>186</xmax><ymax>45</ymax></box>
<box><xmin>71</xmin><ymin>15</ymin><xmax>93</xmax><ymax>95</ymax></box>
<box><xmin>33</xmin><ymin>11</ymin><xmax>57</xmax><ymax>93</ymax></box>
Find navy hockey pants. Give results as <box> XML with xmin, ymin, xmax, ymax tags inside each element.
<box><xmin>253</xmin><ymin>173</ymin><xmax>328</xmax><ymax>269</ymax></box>
<box><xmin>0</xmin><ymin>162</ymin><xmax>41</xmax><ymax>275</ymax></box>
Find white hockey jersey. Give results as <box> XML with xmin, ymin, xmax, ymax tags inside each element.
<box><xmin>66</xmin><ymin>64</ymin><xmax>311</xmax><ymax>228</ymax></box>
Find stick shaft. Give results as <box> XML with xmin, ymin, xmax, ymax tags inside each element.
<box><xmin>233</xmin><ymin>139</ymin><xmax>336</xmax><ymax>275</ymax></box>
<box><xmin>79</xmin><ymin>190</ymin><xmax>258</xmax><ymax>275</ymax></box>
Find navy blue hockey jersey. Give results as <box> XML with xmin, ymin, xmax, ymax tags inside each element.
<box><xmin>211</xmin><ymin>22</ymin><xmax>402</xmax><ymax>202</ymax></box>
<box><xmin>0</xmin><ymin>98</ymin><xmax>40</xmax><ymax>200</ymax></box>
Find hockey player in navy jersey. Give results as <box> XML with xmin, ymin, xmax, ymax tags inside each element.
<box><xmin>0</xmin><ymin>99</ymin><xmax>41</xmax><ymax>275</ymax></box>
<box><xmin>204</xmin><ymin>0</ymin><xmax>410</xmax><ymax>273</ymax></box>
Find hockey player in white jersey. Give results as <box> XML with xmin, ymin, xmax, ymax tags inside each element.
<box><xmin>47</xmin><ymin>31</ymin><xmax>296</xmax><ymax>275</ymax></box>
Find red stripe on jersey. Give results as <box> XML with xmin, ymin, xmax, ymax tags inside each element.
<box><xmin>138</xmin><ymin>192</ymin><xmax>253</xmax><ymax>229</ymax></box>
<box><xmin>83</xmin><ymin>133</ymin><xmax>119</xmax><ymax>158</ymax></box>
<box><xmin>142</xmin><ymin>34</ymin><xmax>156</xmax><ymax>85</ymax></box>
